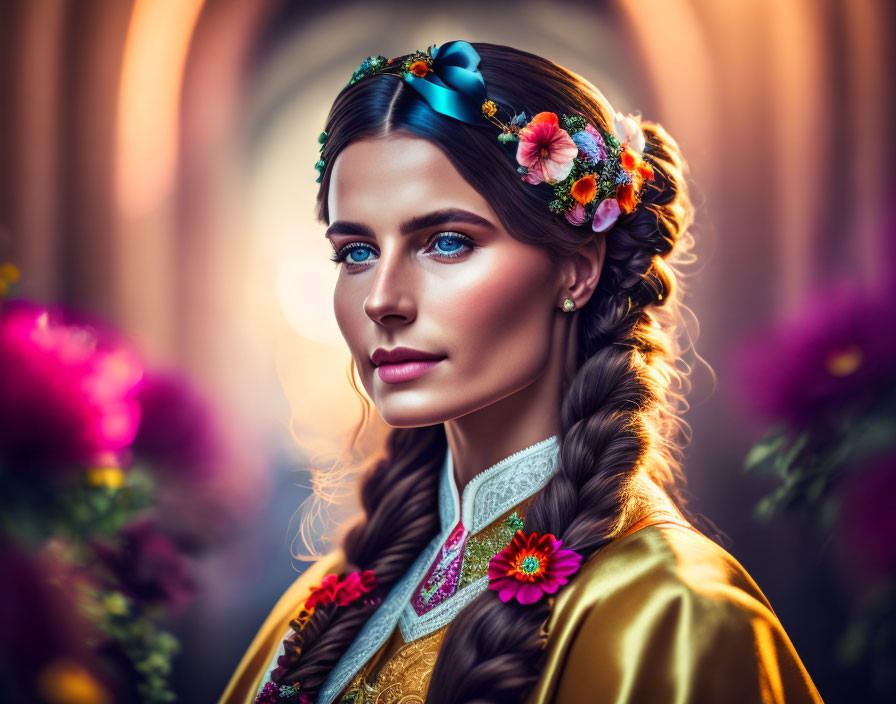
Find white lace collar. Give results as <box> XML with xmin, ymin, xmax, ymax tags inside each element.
<box><xmin>439</xmin><ymin>434</ymin><xmax>560</xmax><ymax>534</ymax></box>
<box><xmin>316</xmin><ymin>434</ymin><xmax>560</xmax><ymax>704</ymax></box>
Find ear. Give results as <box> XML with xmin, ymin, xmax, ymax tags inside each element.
<box><xmin>557</xmin><ymin>235</ymin><xmax>605</xmax><ymax>310</ymax></box>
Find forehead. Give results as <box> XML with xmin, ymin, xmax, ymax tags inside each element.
<box><xmin>327</xmin><ymin>134</ymin><xmax>496</xmax><ymax>225</ymax></box>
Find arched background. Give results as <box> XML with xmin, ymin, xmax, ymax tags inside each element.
<box><xmin>2</xmin><ymin>0</ymin><xmax>893</xmax><ymax>701</ymax></box>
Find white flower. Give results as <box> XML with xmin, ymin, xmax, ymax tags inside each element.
<box><xmin>612</xmin><ymin>112</ymin><xmax>646</xmax><ymax>155</ymax></box>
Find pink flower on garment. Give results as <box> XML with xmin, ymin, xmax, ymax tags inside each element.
<box><xmin>335</xmin><ymin>569</ymin><xmax>377</xmax><ymax>605</ymax></box>
<box><xmin>516</xmin><ymin>112</ymin><xmax>578</xmax><ymax>185</ymax></box>
<box><xmin>488</xmin><ymin>530</ymin><xmax>583</xmax><ymax>605</ymax></box>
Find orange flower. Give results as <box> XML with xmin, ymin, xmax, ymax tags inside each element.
<box><xmin>616</xmin><ymin>183</ymin><xmax>637</xmax><ymax>213</ymax></box>
<box><xmin>409</xmin><ymin>60</ymin><xmax>430</xmax><ymax>77</ymax></box>
<box><xmin>620</xmin><ymin>147</ymin><xmax>638</xmax><ymax>172</ymax></box>
<box><xmin>638</xmin><ymin>162</ymin><xmax>655</xmax><ymax>182</ymax></box>
<box><xmin>570</xmin><ymin>174</ymin><xmax>597</xmax><ymax>205</ymax></box>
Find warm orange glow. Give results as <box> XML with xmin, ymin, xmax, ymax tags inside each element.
<box><xmin>36</xmin><ymin>659</ymin><xmax>111</xmax><ymax>704</ymax></box>
<box><xmin>825</xmin><ymin>343</ymin><xmax>863</xmax><ymax>377</ymax></box>
<box><xmin>115</xmin><ymin>0</ymin><xmax>205</xmax><ymax>219</ymax></box>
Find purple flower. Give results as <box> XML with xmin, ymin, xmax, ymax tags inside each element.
<box><xmin>565</xmin><ymin>203</ymin><xmax>588</xmax><ymax>226</ymax></box>
<box><xmin>0</xmin><ymin>538</ymin><xmax>112</xmax><ymax>697</ymax></box>
<box><xmin>90</xmin><ymin>515</ymin><xmax>196</xmax><ymax>614</ymax></box>
<box><xmin>572</xmin><ymin>129</ymin><xmax>607</xmax><ymax>164</ymax></box>
<box><xmin>132</xmin><ymin>371</ymin><xmax>220</xmax><ymax>481</ymax></box>
<box><xmin>132</xmin><ymin>370</ymin><xmax>271</xmax><ymax>551</ymax></box>
<box><xmin>733</xmin><ymin>281</ymin><xmax>896</xmax><ymax>429</ymax></box>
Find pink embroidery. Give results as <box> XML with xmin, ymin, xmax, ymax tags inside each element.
<box><xmin>411</xmin><ymin>521</ymin><xmax>468</xmax><ymax>615</ymax></box>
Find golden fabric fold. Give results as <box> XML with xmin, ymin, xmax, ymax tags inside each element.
<box><xmin>218</xmin><ymin>518</ymin><xmax>824</xmax><ymax>704</ymax></box>
<box><xmin>528</xmin><ymin>518</ymin><xmax>824</xmax><ymax>703</ymax></box>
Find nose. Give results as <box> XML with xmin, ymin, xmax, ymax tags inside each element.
<box><xmin>363</xmin><ymin>246</ymin><xmax>417</xmax><ymax>327</ymax></box>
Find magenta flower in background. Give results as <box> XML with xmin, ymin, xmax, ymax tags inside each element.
<box><xmin>0</xmin><ymin>300</ymin><xmax>143</xmax><ymax>474</ymax></box>
<box><xmin>131</xmin><ymin>369</ymin><xmax>270</xmax><ymax>550</ymax></box>
<box><xmin>90</xmin><ymin>514</ymin><xmax>196</xmax><ymax>615</ymax></box>
<box><xmin>0</xmin><ymin>537</ymin><xmax>114</xmax><ymax>699</ymax></box>
<box><xmin>732</xmin><ymin>281</ymin><xmax>896</xmax><ymax>429</ymax></box>
<box><xmin>132</xmin><ymin>370</ymin><xmax>220</xmax><ymax>481</ymax></box>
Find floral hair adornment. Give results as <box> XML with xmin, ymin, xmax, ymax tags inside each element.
<box><xmin>482</xmin><ymin>107</ymin><xmax>655</xmax><ymax>232</ymax></box>
<box><xmin>488</xmin><ymin>530</ymin><xmax>583</xmax><ymax>605</ymax></box>
<box><xmin>320</xmin><ymin>39</ymin><xmax>655</xmax><ymax>233</ymax></box>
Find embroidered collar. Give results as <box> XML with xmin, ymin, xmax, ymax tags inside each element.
<box><xmin>317</xmin><ymin>435</ymin><xmax>560</xmax><ymax>704</ymax></box>
<box><xmin>439</xmin><ymin>435</ymin><xmax>560</xmax><ymax>534</ymax></box>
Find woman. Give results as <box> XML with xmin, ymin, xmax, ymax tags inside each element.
<box><xmin>220</xmin><ymin>40</ymin><xmax>824</xmax><ymax>704</ymax></box>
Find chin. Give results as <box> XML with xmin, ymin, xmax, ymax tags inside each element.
<box><xmin>374</xmin><ymin>394</ymin><xmax>456</xmax><ymax>428</ymax></box>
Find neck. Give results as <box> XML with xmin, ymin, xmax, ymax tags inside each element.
<box><xmin>444</xmin><ymin>299</ymin><xmax>579</xmax><ymax>495</ymax></box>
<box><xmin>444</xmin><ymin>339</ymin><xmax>571</xmax><ymax>496</ymax></box>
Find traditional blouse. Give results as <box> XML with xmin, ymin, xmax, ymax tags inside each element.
<box><xmin>218</xmin><ymin>436</ymin><xmax>825</xmax><ymax>704</ymax></box>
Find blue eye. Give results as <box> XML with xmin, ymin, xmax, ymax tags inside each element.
<box><xmin>432</xmin><ymin>234</ymin><xmax>465</xmax><ymax>255</ymax></box>
<box><xmin>329</xmin><ymin>231</ymin><xmax>475</xmax><ymax>270</ymax></box>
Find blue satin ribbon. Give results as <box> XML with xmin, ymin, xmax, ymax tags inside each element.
<box><xmin>403</xmin><ymin>40</ymin><xmax>487</xmax><ymax>125</ymax></box>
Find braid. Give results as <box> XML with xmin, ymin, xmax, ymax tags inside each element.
<box><xmin>426</xmin><ymin>122</ymin><xmax>713</xmax><ymax>704</ymax></box>
<box><xmin>276</xmin><ymin>424</ymin><xmax>446</xmax><ymax>698</ymax></box>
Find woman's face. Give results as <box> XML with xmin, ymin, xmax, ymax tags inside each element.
<box><xmin>326</xmin><ymin>133</ymin><xmax>570</xmax><ymax>428</ymax></box>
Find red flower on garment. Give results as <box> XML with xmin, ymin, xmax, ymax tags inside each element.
<box><xmin>304</xmin><ymin>569</ymin><xmax>377</xmax><ymax>611</ymax></box>
<box><xmin>488</xmin><ymin>531</ymin><xmax>583</xmax><ymax>605</ymax></box>
<box><xmin>304</xmin><ymin>574</ymin><xmax>340</xmax><ymax>610</ymax></box>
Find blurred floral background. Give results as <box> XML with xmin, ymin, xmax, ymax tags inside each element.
<box><xmin>1</xmin><ymin>0</ymin><xmax>893</xmax><ymax>702</ymax></box>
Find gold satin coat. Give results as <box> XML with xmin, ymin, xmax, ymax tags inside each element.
<box><xmin>218</xmin><ymin>512</ymin><xmax>825</xmax><ymax>704</ymax></box>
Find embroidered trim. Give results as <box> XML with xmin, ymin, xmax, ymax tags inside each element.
<box><xmin>318</xmin><ymin>533</ymin><xmax>442</xmax><ymax>704</ymax></box>
<box><xmin>411</xmin><ymin>521</ymin><xmax>469</xmax><ymax>616</ymax></box>
<box><xmin>338</xmin><ymin>627</ymin><xmax>447</xmax><ymax>703</ymax></box>
<box><xmin>317</xmin><ymin>436</ymin><xmax>560</xmax><ymax>704</ymax></box>
<box><xmin>460</xmin><ymin>511</ymin><xmax>525</xmax><ymax>587</ymax></box>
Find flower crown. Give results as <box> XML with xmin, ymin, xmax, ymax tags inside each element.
<box><xmin>316</xmin><ymin>40</ymin><xmax>655</xmax><ymax>233</ymax></box>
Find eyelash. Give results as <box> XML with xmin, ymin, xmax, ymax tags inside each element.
<box><xmin>329</xmin><ymin>232</ymin><xmax>476</xmax><ymax>270</ymax></box>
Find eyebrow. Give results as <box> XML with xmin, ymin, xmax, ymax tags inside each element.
<box><xmin>324</xmin><ymin>208</ymin><xmax>497</xmax><ymax>239</ymax></box>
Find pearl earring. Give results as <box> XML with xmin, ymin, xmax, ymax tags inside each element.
<box><xmin>562</xmin><ymin>297</ymin><xmax>576</xmax><ymax>313</ymax></box>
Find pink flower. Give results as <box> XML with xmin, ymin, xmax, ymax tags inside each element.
<box><xmin>335</xmin><ymin>569</ymin><xmax>377</xmax><ymax>606</ymax></box>
<box><xmin>565</xmin><ymin>203</ymin><xmax>588</xmax><ymax>226</ymax></box>
<box><xmin>0</xmin><ymin>301</ymin><xmax>143</xmax><ymax>474</ymax></box>
<box><xmin>488</xmin><ymin>531</ymin><xmax>583</xmax><ymax>605</ymax></box>
<box><xmin>591</xmin><ymin>198</ymin><xmax>622</xmax><ymax>232</ymax></box>
<box><xmin>516</xmin><ymin>112</ymin><xmax>578</xmax><ymax>185</ymax></box>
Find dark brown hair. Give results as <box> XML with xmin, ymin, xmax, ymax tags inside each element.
<box><xmin>281</xmin><ymin>41</ymin><xmax>722</xmax><ymax>703</ymax></box>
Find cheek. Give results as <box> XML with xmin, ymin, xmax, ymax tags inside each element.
<box><xmin>434</xmin><ymin>251</ymin><xmax>555</xmax><ymax>369</ymax></box>
<box><xmin>333</xmin><ymin>277</ymin><xmax>365</xmax><ymax>353</ymax></box>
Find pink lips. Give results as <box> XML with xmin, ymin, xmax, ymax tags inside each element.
<box><xmin>371</xmin><ymin>346</ymin><xmax>446</xmax><ymax>384</ymax></box>
<box><xmin>376</xmin><ymin>359</ymin><xmax>443</xmax><ymax>383</ymax></box>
